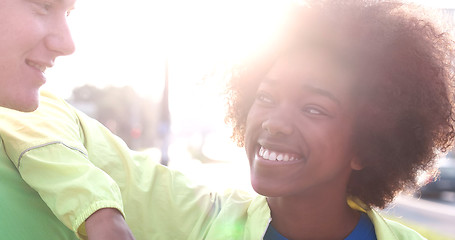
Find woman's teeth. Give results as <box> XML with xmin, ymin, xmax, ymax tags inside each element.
<box><xmin>258</xmin><ymin>146</ymin><xmax>300</xmax><ymax>161</ymax></box>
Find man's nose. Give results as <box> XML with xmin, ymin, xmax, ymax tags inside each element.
<box><xmin>45</xmin><ymin>16</ymin><xmax>76</xmax><ymax>56</ymax></box>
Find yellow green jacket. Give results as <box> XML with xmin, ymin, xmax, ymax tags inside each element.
<box><xmin>0</xmin><ymin>91</ymin><xmax>426</xmax><ymax>240</ymax></box>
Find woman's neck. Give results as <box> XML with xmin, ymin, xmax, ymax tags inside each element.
<box><xmin>267</xmin><ymin>191</ymin><xmax>360</xmax><ymax>240</ymax></box>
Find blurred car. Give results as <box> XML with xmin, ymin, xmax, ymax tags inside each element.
<box><xmin>419</xmin><ymin>151</ymin><xmax>455</xmax><ymax>198</ymax></box>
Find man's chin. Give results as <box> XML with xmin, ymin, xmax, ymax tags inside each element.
<box><xmin>18</xmin><ymin>103</ymin><xmax>39</xmax><ymax>112</ymax></box>
<box><xmin>0</xmin><ymin>97</ymin><xmax>39</xmax><ymax>112</ymax></box>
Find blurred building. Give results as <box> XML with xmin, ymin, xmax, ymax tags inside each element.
<box><xmin>68</xmin><ymin>85</ymin><xmax>159</xmax><ymax>150</ymax></box>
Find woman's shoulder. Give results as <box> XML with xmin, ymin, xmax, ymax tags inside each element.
<box><xmin>383</xmin><ymin>218</ymin><xmax>427</xmax><ymax>240</ymax></box>
<box><xmin>368</xmin><ymin>209</ymin><xmax>426</xmax><ymax>240</ymax></box>
<box><xmin>349</xmin><ymin>198</ymin><xmax>426</xmax><ymax>240</ymax></box>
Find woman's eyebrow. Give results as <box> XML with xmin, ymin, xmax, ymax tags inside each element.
<box><xmin>303</xmin><ymin>84</ymin><xmax>341</xmax><ymax>105</ymax></box>
<box><xmin>262</xmin><ymin>77</ymin><xmax>341</xmax><ymax>105</ymax></box>
<box><xmin>261</xmin><ymin>77</ymin><xmax>277</xmax><ymax>85</ymax></box>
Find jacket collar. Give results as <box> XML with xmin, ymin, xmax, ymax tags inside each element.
<box><xmin>348</xmin><ymin>197</ymin><xmax>425</xmax><ymax>240</ymax></box>
<box><xmin>246</xmin><ymin>195</ymin><xmax>424</xmax><ymax>240</ymax></box>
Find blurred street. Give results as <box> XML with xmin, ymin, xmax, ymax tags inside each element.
<box><xmin>383</xmin><ymin>194</ymin><xmax>455</xmax><ymax>238</ymax></box>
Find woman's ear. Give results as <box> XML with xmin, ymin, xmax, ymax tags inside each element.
<box><xmin>350</xmin><ymin>157</ymin><xmax>364</xmax><ymax>171</ymax></box>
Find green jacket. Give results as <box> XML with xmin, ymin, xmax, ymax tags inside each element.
<box><xmin>0</xmin><ymin>91</ymin><xmax>426</xmax><ymax>240</ymax></box>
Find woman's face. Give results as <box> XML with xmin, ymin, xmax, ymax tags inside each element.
<box><xmin>244</xmin><ymin>50</ymin><xmax>361</xmax><ymax>198</ymax></box>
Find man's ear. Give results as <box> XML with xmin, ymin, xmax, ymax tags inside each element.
<box><xmin>350</xmin><ymin>157</ymin><xmax>364</xmax><ymax>171</ymax></box>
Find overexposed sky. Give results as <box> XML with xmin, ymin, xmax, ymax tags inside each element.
<box><xmin>45</xmin><ymin>0</ymin><xmax>455</xmax><ymax>97</ymax></box>
<box><xmin>44</xmin><ymin>0</ymin><xmax>291</xmax><ymax>133</ymax></box>
<box><xmin>410</xmin><ymin>0</ymin><xmax>455</xmax><ymax>8</ymax></box>
<box><xmin>43</xmin><ymin>0</ymin><xmax>455</xmax><ymax>133</ymax></box>
<box><xmin>45</xmin><ymin>0</ymin><xmax>290</xmax><ymax>98</ymax></box>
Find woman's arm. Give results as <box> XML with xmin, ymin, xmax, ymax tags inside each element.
<box><xmin>85</xmin><ymin>208</ymin><xmax>135</xmax><ymax>240</ymax></box>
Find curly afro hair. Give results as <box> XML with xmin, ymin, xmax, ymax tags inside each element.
<box><xmin>225</xmin><ymin>0</ymin><xmax>455</xmax><ymax>208</ymax></box>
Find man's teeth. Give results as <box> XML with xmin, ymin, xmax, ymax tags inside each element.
<box><xmin>258</xmin><ymin>146</ymin><xmax>299</xmax><ymax>161</ymax></box>
<box><xmin>28</xmin><ymin>62</ymin><xmax>47</xmax><ymax>73</ymax></box>
<box><xmin>37</xmin><ymin>65</ymin><xmax>46</xmax><ymax>73</ymax></box>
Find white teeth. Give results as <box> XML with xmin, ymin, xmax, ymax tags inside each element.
<box><xmin>277</xmin><ymin>154</ymin><xmax>283</xmax><ymax>161</ymax></box>
<box><xmin>269</xmin><ymin>152</ymin><xmax>277</xmax><ymax>161</ymax></box>
<box><xmin>28</xmin><ymin>61</ymin><xmax>47</xmax><ymax>73</ymax></box>
<box><xmin>257</xmin><ymin>146</ymin><xmax>300</xmax><ymax>162</ymax></box>
<box><xmin>37</xmin><ymin>65</ymin><xmax>46</xmax><ymax>73</ymax></box>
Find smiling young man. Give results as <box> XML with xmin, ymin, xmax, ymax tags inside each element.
<box><xmin>0</xmin><ymin>0</ymin><xmax>134</xmax><ymax>239</ymax></box>
<box><xmin>0</xmin><ymin>0</ymin><xmax>75</xmax><ymax>112</ymax></box>
<box><xmin>0</xmin><ymin>0</ymin><xmax>78</xmax><ymax>238</ymax></box>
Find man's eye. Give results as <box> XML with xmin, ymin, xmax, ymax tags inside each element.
<box><xmin>42</xmin><ymin>3</ymin><xmax>52</xmax><ymax>10</ymax></box>
<box><xmin>32</xmin><ymin>1</ymin><xmax>53</xmax><ymax>15</ymax></box>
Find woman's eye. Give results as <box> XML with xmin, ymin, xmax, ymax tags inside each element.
<box><xmin>303</xmin><ymin>106</ymin><xmax>327</xmax><ymax>116</ymax></box>
<box><xmin>256</xmin><ymin>93</ymin><xmax>274</xmax><ymax>104</ymax></box>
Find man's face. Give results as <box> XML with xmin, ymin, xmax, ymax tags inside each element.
<box><xmin>0</xmin><ymin>0</ymin><xmax>76</xmax><ymax>111</ymax></box>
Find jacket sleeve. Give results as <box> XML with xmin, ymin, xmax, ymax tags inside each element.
<box><xmin>71</xmin><ymin>107</ymin><xmax>261</xmax><ymax>239</ymax></box>
<box><xmin>0</xmin><ymin>92</ymin><xmax>124</xmax><ymax>238</ymax></box>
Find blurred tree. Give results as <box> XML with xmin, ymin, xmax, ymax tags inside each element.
<box><xmin>68</xmin><ymin>85</ymin><xmax>158</xmax><ymax>150</ymax></box>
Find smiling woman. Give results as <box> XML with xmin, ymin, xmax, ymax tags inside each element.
<box><xmin>244</xmin><ymin>52</ymin><xmax>360</xmax><ymax>200</ymax></box>
<box><xmin>224</xmin><ymin>0</ymin><xmax>455</xmax><ymax>239</ymax></box>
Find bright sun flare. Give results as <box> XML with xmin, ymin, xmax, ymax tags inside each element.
<box><xmin>45</xmin><ymin>0</ymin><xmax>295</xmax><ymax>139</ymax></box>
<box><xmin>46</xmin><ymin>0</ymin><xmax>293</xmax><ymax>97</ymax></box>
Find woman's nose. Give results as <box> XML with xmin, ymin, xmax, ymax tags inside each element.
<box><xmin>261</xmin><ymin>112</ymin><xmax>294</xmax><ymax>136</ymax></box>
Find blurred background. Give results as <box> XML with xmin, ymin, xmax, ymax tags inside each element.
<box><xmin>43</xmin><ymin>0</ymin><xmax>455</xmax><ymax>239</ymax></box>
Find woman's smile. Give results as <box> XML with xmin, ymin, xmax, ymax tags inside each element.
<box><xmin>254</xmin><ymin>143</ymin><xmax>306</xmax><ymax>166</ymax></box>
<box><xmin>258</xmin><ymin>145</ymin><xmax>303</xmax><ymax>162</ymax></box>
